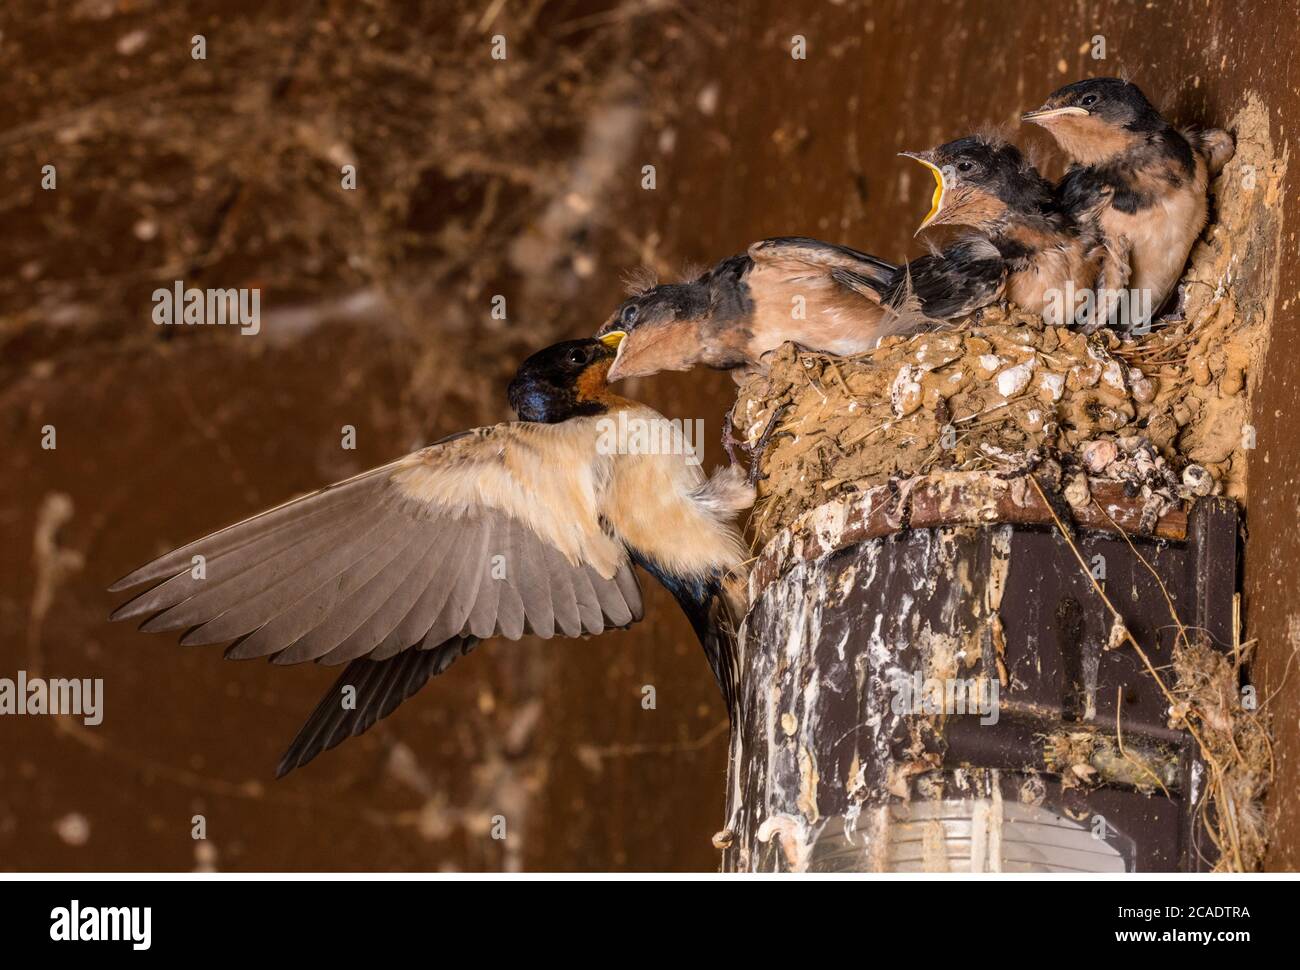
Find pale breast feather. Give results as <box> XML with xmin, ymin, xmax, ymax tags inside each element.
<box><xmin>1102</xmin><ymin>154</ymin><xmax>1209</xmax><ymax>309</ymax></box>
<box><xmin>599</xmin><ymin>406</ymin><xmax>750</xmax><ymax>580</ymax></box>
<box><xmin>390</xmin><ymin>420</ymin><xmax>623</xmax><ymax>575</ymax></box>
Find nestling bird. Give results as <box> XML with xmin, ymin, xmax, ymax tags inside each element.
<box><xmin>109</xmin><ymin>335</ymin><xmax>753</xmax><ymax>776</ymax></box>
<box><xmin>595</xmin><ymin>239</ymin><xmax>919</xmax><ymax>382</ymax></box>
<box><xmin>1022</xmin><ymin>77</ymin><xmax>1234</xmax><ymax>325</ymax></box>
<box><xmin>898</xmin><ymin>135</ymin><xmax>1105</xmax><ymax>327</ymax></box>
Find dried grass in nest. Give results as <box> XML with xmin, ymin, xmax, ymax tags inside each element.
<box><xmin>1170</xmin><ymin>627</ymin><xmax>1273</xmax><ymax>871</ymax></box>
<box><xmin>735</xmin><ymin>306</ymin><xmax>1234</xmax><ymax>550</ymax></box>
<box><xmin>736</xmin><ymin>99</ymin><xmax>1278</xmax><ymax>555</ymax></box>
<box><xmin>1036</xmin><ymin>485</ymin><xmax>1272</xmax><ymax>871</ymax></box>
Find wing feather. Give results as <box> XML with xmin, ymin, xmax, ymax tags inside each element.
<box><xmin>223</xmin><ymin>523</ymin><xmax>448</xmax><ymax>661</ymax></box>
<box><xmin>145</xmin><ymin>508</ymin><xmax>401</xmax><ymax>635</ymax></box>
<box><xmin>110</xmin><ymin>423</ymin><xmax>644</xmax><ymax>669</ymax></box>
<box><xmin>748</xmin><ymin>236</ymin><xmax>899</xmax><ymax>286</ymax></box>
<box><xmin>274</xmin><ymin>637</ymin><xmax>483</xmax><ymax>778</ymax></box>
<box><xmin>269</xmin><ymin>524</ymin><xmax>436</xmax><ymax>665</ymax></box>
<box><xmin>310</xmin><ymin>539</ymin><xmax>448</xmax><ymax>665</ymax></box>
<box><xmin>108</xmin><ymin>465</ymin><xmax>401</xmax><ymax>592</ymax></box>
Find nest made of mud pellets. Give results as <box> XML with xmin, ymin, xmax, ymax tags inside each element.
<box><xmin>734</xmin><ymin>301</ymin><xmax>1251</xmax><ymax>550</ymax></box>
<box><xmin>724</xmin><ymin>97</ymin><xmax>1277</xmax><ymax>872</ymax></box>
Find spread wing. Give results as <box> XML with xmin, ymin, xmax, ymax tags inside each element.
<box><xmin>748</xmin><ymin>236</ymin><xmax>899</xmax><ymax>295</ymax></box>
<box><xmin>109</xmin><ymin>423</ymin><xmax>644</xmax><ymax>665</ymax></box>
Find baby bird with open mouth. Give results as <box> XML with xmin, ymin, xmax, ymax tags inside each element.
<box><xmin>595</xmin><ymin>225</ymin><xmax>1028</xmax><ymax>385</ymax></box>
<box><xmin>898</xmin><ymin>134</ymin><xmax>1105</xmax><ymax>328</ymax></box>
<box><xmin>597</xmin><ymin>136</ymin><xmax>1111</xmax><ymax>390</ymax></box>
<box><xmin>595</xmin><ymin>238</ymin><xmax>919</xmax><ymax>383</ymax></box>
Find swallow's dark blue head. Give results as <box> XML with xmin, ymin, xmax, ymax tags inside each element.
<box><xmin>507</xmin><ymin>336</ymin><xmax>622</xmax><ymax>423</ymax></box>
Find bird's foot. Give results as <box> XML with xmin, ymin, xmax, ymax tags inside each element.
<box><xmin>721</xmin><ymin>410</ymin><xmax>744</xmax><ymax>467</ymax></box>
<box><xmin>745</xmin><ymin>403</ymin><xmax>792</xmax><ymax>487</ymax></box>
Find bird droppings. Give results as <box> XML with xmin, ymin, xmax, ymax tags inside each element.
<box><xmin>754</xmin><ymin>813</ymin><xmax>813</xmax><ymax>871</ymax></box>
<box><xmin>725</xmin><ymin>95</ymin><xmax>1280</xmax><ymax>872</ymax></box>
<box><xmin>738</xmin><ymin>301</ymin><xmax>1253</xmax><ymax>551</ymax></box>
<box><xmin>1041</xmin><ymin>728</ymin><xmax>1180</xmax><ymax>793</ymax></box>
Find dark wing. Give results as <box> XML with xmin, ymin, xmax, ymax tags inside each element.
<box><xmin>702</xmin><ymin>597</ymin><xmax>740</xmax><ymax>724</ymax></box>
<box><xmin>275</xmin><ymin>637</ymin><xmax>480</xmax><ymax>777</ymax></box>
<box><xmin>748</xmin><ymin>236</ymin><xmax>899</xmax><ymax>294</ymax></box>
<box><xmin>884</xmin><ymin>236</ymin><xmax>1007</xmax><ymax>320</ymax></box>
<box><xmin>1056</xmin><ymin>164</ymin><xmax>1113</xmax><ymax>221</ymax></box>
<box><xmin>110</xmin><ymin>422</ymin><xmax>644</xmax><ymax>768</ymax></box>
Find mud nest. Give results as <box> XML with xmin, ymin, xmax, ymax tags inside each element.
<box><xmin>736</xmin><ymin>98</ymin><xmax>1277</xmax><ymax>551</ymax></box>
<box><xmin>731</xmin><ymin>96</ymin><xmax>1280</xmax><ymax>871</ymax></box>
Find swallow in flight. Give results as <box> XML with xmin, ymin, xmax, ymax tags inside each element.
<box><xmin>109</xmin><ymin>335</ymin><xmax>753</xmax><ymax>776</ymax></box>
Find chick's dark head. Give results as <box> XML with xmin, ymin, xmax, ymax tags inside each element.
<box><xmin>901</xmin><ymin>136</ymin><xmax>1048</xmax><ymax>233</ymax></box>
<box><xmin>507</xmin><ymin>335</ymin><xmax>622</xmax><ymax>424</ymax></box>
<box><xmin>597</xmin><ymin>280</ymin><xmax>713</xmax><ymax>382</ymax></box>
<box><xmin>1022</xmin><ymin>77</ymin><xmax>1164</xmax><ymax>164</ymax></box>
<box><xmin>596</xmin><ymin>281</ymin><xmax>709</xmax><ymax>339</ymax></box>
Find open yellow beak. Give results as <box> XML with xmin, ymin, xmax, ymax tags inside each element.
<box><xmin>1021</xmin><ymin>105</ymin><xmax>1090</xmax><ymax>124</ymax></box>
<box><xmin>900</xmin><ymin>152</ymin><xmax>946</xmax><ymax>233</ymax></box>
<box><xmin>598</xmin><ymin>330</ymin><xmax>626</xmax><ymax>349</ymax></box>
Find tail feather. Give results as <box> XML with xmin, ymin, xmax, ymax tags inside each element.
<box><xmin>707</xmin><ymin>583</ymin><xmax>746</xmax><ymax>724</ymax></box>
<box><xmin>1185</xmin><ymin>126</ymin><xmax>1235</xmax><ymax>177</ymax></box>
<box><xmin>275</xmin><ymin>636</ymin><xmax>480</xmax><ymax>777</ymax></box>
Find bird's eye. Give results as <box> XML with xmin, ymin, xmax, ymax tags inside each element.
<box><xmin>621</xmin><ymin>303</ymin><xmax>639</xmax><ymax>325</ymax></box>
<box><xmin>1081</xmin><ymin>94</ymin><xmax>1099</xmax><ymax>107</ymax></box>
<box><xmin>567</xmin><ymin>347</ymin><xmax>590</xmax><ymax>366</ymax></box>
<box><xmin>957</xmin><ymin>160</ymin><xmax>974</xmax><ymax>173</ymax></box>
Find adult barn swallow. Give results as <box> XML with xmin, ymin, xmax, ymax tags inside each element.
<box><xmin>1023</xmin><ymin>77</ymin><xmax>1234</xmax><ymax>322</ymax></box>
<box><xmin>109</xmin><ymin>336</ymin><xmax>753</xmax><ymax>776</ymax></box>
<box><xmin>596</xmin><ymin>236</ymin><xmax>1007</xmax><ymax>381</ymax></box>
<box><xmin>900</xmin><ymin>135</ymin><xmax>1104</xmax><ymax>326</ymax></box>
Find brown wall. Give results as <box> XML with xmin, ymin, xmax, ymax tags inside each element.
<box><xmin>2</xmin><ymin>0</ymin><xmax>1296</xmax><ymax>871</ymax></box>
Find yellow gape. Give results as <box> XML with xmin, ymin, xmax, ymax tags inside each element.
<box><xmin>922</xmin><ymin>163</ymin><xmax>945</xmax><ymax>227</ymax></box>
<box><xmin>911</xmin><ymin>156</ymin><xmax>947</xmax><ymax>230</ymax></box>
<box><xmin>599</xmin><ymin>330</ymin><xmax>626</xmax><ymax>349</ymax></box>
